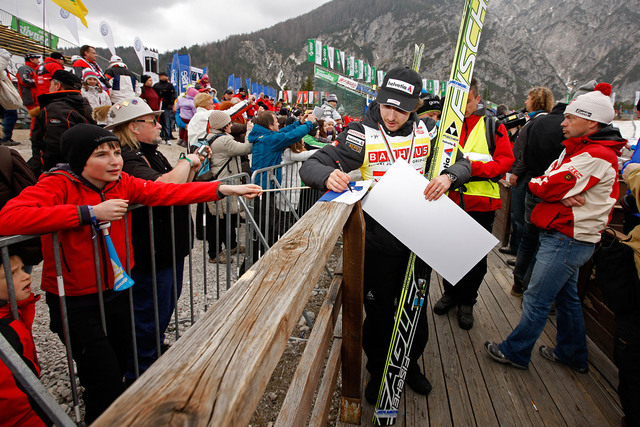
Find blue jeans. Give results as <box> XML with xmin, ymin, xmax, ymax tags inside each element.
<box><xmin>126</xmin><ymin>261</ymin><xmax>184</xmax><ymax>378</ymax></box>
<box><xmin>160</xmin><ymin>108</ymin><xmax>173</xmax><ymax>140</ymax></box>
<box><xmin>0</xmin><ymin>107</ymin><xmax>18</xmax><ymax>140</ymax></box>
<box><xmin>499</xmin><ymin>230</ymin><xmax>594</xmax><ymax>369</ymax></box>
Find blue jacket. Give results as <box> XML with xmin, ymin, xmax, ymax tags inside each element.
<box><xmin>249</xmin><ymin>120</ymin><xmax>313</xmax><ymax>188</ymax></box>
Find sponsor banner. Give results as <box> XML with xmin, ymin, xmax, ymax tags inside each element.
<box><xmin>371</xmin><ymin>66</ymin><xmax>376</xmax><ymax>86</ymax></box>
<box><xmin>177</xmin><ymin>54</ymin><xmax>190</xmax><ymax>94</ymax></box>
<box><xmin>335</xmin><ymin>49</ymin><xmax>342</xmax><ymax>72</ymax></box>
<box><xmin>303</xmin><ymin>91</ymin><xmax>309</xmax><ymax>104</ymax></box>
<box><xmin>363</xmin><ymin>63</ymin><xmax>370</xmax><ymax>82</ymax></box>
<box><xmin>340</xmin><ymin>51</ymin><xmax>346</xmax><ymax>73</ymax></box>
<box><xmin>308</xmin><ymin>91</ymin><xmax>314</xmax><ymax>104</ymax></box>
<box><xmin>133</xmin><ymin>36</ymin><xmax>145</xmax><ymax>69</ymax></box>
<box><xmin>296</xmin><ymin>91</ymin><xmax>303</xmax><ymax>105</ymax></box>
<box><xmin>337</xmin><ymin>75</ymin><xmax>358</xmax><ymax>90</ymax></box>
<box><xmin>440</xmin><ymin>80</ymin><xmax>447</xmax><ymax>97</ymax></box>
<box><xmin>635</xmin><ymin>91</ymin><xmax>640</xmax><ymax>107</ymax></box>
<box><xmin>322</xmin><ymin>45</ymin><xmax>328</xmax><ymax>68</ymax></box>
<box><xmin>314</xmin><ymin>91</ymin><xmax>319</xmax><ymax>103</ymax></box>
<box><xmin>354</xmin><ymin>59</ymin><xmax>360</xmax><ymax>79</ymax></box>
<box><xmin>345</xmin><ymin>56</ymin><xmax>352</xmax><ymax>76</ymax></box>
<box><xmin>308</xmin><ymin>39</ymin><xmax>315</xmax><ymax>62</ymax></box>
<box><xmin>315</xmin><ymin>40</ymin><xmax>322</xmax><ymax>65</ymax></box>
<box><xmin>328</xmin><ymin>46</ymin><xmax>335</xmax><ymax>69</ymax></box>
<box><xmin>58</xmin><ymin>7</ymin><xmax>79</xmax><ymax>45</ymax></box>
<box><xmin>170</xmin><ymin>53</ymin><xmax>178</xmax><ymax>88</ymax></box>
<box><xmin>314</xmin><ymin>65</ymin><xmax>339</xmax><ymax>83</ymax></box>
<box><xmin>234</xmin><ymin>77</ymin><xmax>242</xmax><ymax>92</ymax></box>
<box><xmin>11</xmin><ymin>16</ymin><xmax>59</xmax><ymax>49</ymax></box>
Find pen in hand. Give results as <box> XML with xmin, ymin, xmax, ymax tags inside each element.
<box><xmin>336</xmin><ymin>160</ymin><xmax>353</xmax><ymax>192</ymax></box>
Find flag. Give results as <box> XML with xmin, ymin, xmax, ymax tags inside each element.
<box><xmin>440</xmin><ymin>81</ymin><xmax>447</xmax><ymax>97</ymax></box>
<box><xmin>57</xmin><ymin>7</ymin><xmax>78</xmax><ymax>45</ymax></box>
<box><xmin>133</xmin><ymin>36</ymin><xmax>145</xmax><ymax>69</ymax></box>
<box><xmin>433</xmin><ymin>79</ymin><xmax>440</xmax><ymax>96</ymax></box>
<box><xmin>234</xmin><ymin>77</ymin><xmax>241</xmax><ymax>91</ymax></box>
<box><xmin>354</xmin><ymin>59</ymin><xmax>360</xmax><ymax>79</ymax></box>
<box><xmin>296</xmin><ymin>91</ymin><xmax>303</xmax><ymax>105</ymax></box>
<box><xmin>359</xmin><ymin>61</ymin><xmax>364</xmax><ymax>81</ymax></box>
<box><xmin>322</xmin><ymin>45</ymin><xmax>328</xmax><ymax>68</ymax></box>
<box><xmin>303</xmin><ymin>91</ymin><xmax>309</xmax><ymax>104</ymax></box>
<box><xmin>327</xmin><ymin>46</ymin><xmax>334</xmax><ymax>69</ymax></box>
<box><xmin>287</xmin><ymin>90</ymin><xmax>292</xmax><ymax>102</ymax></box>
<box><xmin>251</xmin><ymin>82</ymin><xmax>258</xmax><ymax>95</ymax></box>
<box><xmin>257</xmin><ymin>84</ymin><xmax>263</xmax><ymax>95</ymax></box>
<box><xmin>371</xmin><ymin>66</ymin><xmax>376</xmax><ymax>86</ymax></box>
<box><xmin>340</xmin><ymin>51</ymin><xmax>346</xmax><ymax>74</ymax></box>
<box><xmin>335</xmin><ymin>49</ymin><xmax>342</xmax><ymax>73</ymax></box>
<box><xmin>345</xmin><ymin>56</ymin><xmax>352</xmax><ymax>76</ymax></box>
<box><xmin>246</xmin><ymin>78</ymin><xmax>251</xmax><ymax>91</ymax></box>
<box><xmin>314</xmin><ymin>91</ymin><xmax>319</xmax><ymax>104</ymax></box>
<box><xmin>308</xmin><ymin>39</ymin><xmax>315</xmax><ymax>62</ymax></box>
<box><xmin>52</xmin><ymin>0</ymin><xmax>88</xmax><ymax>27</ymax></box>
<box><xmin>170</xmin><ymin>53</ymin><xmax>178</xmax><ymax>88</ymax></box>
<box><xmin>227</xmin><ymin>74</ymin><xmax>234</xmax><ymax>90</ymax></box>
<box><xmin>282</xmin><ymin>90</ymin><xmax>288</xmax><ymax>103</ymax></box>
<box><xmin>427</xmin><ymin>79</ymin><xmax>434</xmax><ymax>94</ymax></box>
<box><xmin>177</xmin><ymin>54</ymin><xmax>190</xmax><ymax>94</ymax></box>
<box><xmin>315</xmin><ymin>40</ymin><xmax>322</xmax><ymax>65</ymax></box>
<box><xmin>363</xmin><ymin>63</ymin><xmax>370</xmax><ymax>82</ymax></box>
<box><xmin>278</xmin><ymin>90</ymin><xmax>283</xmax><ymax>101</ymax></box>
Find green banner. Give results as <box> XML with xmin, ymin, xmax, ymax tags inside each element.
<box><xmin>371</xmin><ymin>66</ymin><xmax>376</xmax><ymax>86</ymax></box>
<box><xmin>308</xmin><ymin>39</ymin><xmax>315</xmax><ymax>62</ymax></box>
<box><xmin>354</xmin><ymin>59</ymin><xmax>360</xmax><ymax>79</ymax></box>
<box><xmin>335</xmin><ymin>49</ymin><xmax>342</xmax><ymax>72</ymax></box>
<box><xmin>11</xmin><ymin>16</ymin><xmax>59</xmax><ymax>49</ymax></box>
<box><xmin>321</xmin><ymin>45</ymin><xmax>328</xmax><ymax>68</ymax></box>
<box><xmin>427</xmin><ymin>79</ymin><xmax>434</xmax><ymax>94</ymax></box>
<box><xmin>314</xmin><ymin>65</ymin><xmax>339</xmax><ymax>84</ymax></box>
<box><xmin>440</xmin><ymin>81</ymin><xmax>447</xmax><ymax>97</ymax></box>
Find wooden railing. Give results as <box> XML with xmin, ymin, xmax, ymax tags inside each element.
<box><xmin>93</xmin><ymin>201</ymin><xmax>365</xmax><ymax>426</ymax></box>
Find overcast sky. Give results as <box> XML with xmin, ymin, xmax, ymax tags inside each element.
<box><xmin>0</xmin><ymin>0</ymin><xmax>331</xmax><ymax>52</ymax></box>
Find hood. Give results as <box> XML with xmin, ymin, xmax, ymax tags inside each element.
<box><xmin>564</xmin><ymin>124</ymin><xmax>627</xmax><ymax>156</ymax></box>
<box><xmin>0</xmin><ymin>293</ymin><xmax>40</xmax><ymax>324</ymax></box>
<box><xmin>363</xmin><ymin>101</ymin><xmax>419</xmax><ymax>137</ymax></box>
<box><xmin>38</xmin><ymin>90</ymin><xmax>85</xmax><ymax>108</ymax></box>
<box><xmin>45</xmin><ymin>164</ymin><xmax>119</xmax><ymax>194</ymax></box>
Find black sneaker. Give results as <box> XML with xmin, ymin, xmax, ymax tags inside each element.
<box><xmin>506</xmin><ymin>258</ymin><xmax>516</xmax><ymax>267</ymax></box>
<box><xmin>484</xmin><ymin>341</ymin><xmax>527</xmax><ymax>369</ymax></box>
<box><xmin>539</xmin><ymin>345</ymin><xmax>588</xmax><ymax>374</ymax></box>
<box><xmin>364</xmin><ymin>374</ymin><xmax>382</xmax><ymax>405</ymax></box>
<box><xmin>458</xmin><ymin>304</ymin><xmax>474</xmax><ymax>330</ymax></box>
<box><xmin>433</xmin><ymin>294</ymin><xmax>455</xmax><ymax>315</ymax></box>
<box><xmin>407</xmin><ymin>364</ymin><xmax>432</xmax><ymax>395</ymax></box>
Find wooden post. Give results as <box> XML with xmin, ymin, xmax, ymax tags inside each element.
<box><xmin>340</xmin><ymin>201</ymin><xmax>365</xmax><ymax>424</ymax></box>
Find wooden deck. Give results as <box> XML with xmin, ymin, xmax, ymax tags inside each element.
<box><xmin>340</xmin><ymin>248</ymin><xmax>623</xmax><ymax>426</ymax></box>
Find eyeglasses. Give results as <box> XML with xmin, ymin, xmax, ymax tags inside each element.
<box><xmin>135</xmin><ymin>118</ymin><xmax>158</xmax><ymax>125</ymax></box>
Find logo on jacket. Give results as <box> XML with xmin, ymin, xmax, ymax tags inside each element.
<box><xmin>564</xmin><ymin>173</ymin><xmax>574</xmax><ymax>181</ymax></box>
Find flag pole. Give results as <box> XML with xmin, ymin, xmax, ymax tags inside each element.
<box><xmin>42</xmin><ymin>0</ymin><xmax>46</xmax><ymax>57</ymax></box>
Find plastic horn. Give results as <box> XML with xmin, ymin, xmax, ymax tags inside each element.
<box><xmin>98</xmin><ymin>222</ymin><xmax>135</xmax><ymax>291</ymax></box>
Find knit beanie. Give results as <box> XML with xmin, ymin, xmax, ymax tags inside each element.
<box><xmin>565</xmin><ymin>83</ymin><xmax>615</xmax><ymax>124</ymax></box>
<box><xmin>60</xmin><ymin>124</ymin><xmax>121</xmax><ymax>174</ymax></box>
<box><xmin>571</xmin><ymin>80</ymin><xmax>597</xmax><ymax>101</ymax></box>
<box><xmin>82</xmin><ymin>68</ymin><xmax>100</xmax><ymax>82</ymax></box>
<box><xmin>208</xmin><ymin>110</ymin><xmax>231</xmax><ymax>130</ymax></box>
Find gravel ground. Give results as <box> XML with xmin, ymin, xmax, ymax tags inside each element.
<box><xmin>5</xmin><ymin>128</ymin><xmax>342</xmax><ymax>425</ymax></box>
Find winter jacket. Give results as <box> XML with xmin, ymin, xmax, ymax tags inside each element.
<box><xmin>530</xmin><ymin>125</ymin><xmax>627</xmax><ymax>243</ymax></box>
<box><xmin>16</xmin><ymin>62</ymin><xmax>38</xmax><ymax>107</ymax></box>
<box><xmin>203</xmin><ymin>129</ymin><xmax>252</xmax><ymax>215</ymax></box>
<box><xmin>523</xmin><ymin>103</ymin><xmax>567</xmax><ymax>178</ymax></box>
<box><xmin>30</xmin><ymin>90</ymin><xmax>95</xmax><ymax>176</ymax></box>
<box><xmin>104</xmin><ymin>65</ymin><xmax>141</xmax><ymax>104</ymax></box>
<box><xmin>447</xmin><ymin>110</ymin><xmax>514</xmax><ymax>212</ymax></box>
<box><xmin>81</xmin><ymin>85</ymin><xmax>111</xmax><ymax>112</ymax></box>
<box><xmin>140</xmin><ymin>85</ymin><xmax>161</xmax><ymax>111</ymax></box>
<box><xmin>153</xmin><ymin>80</ymin><xmax>176</xmax><ymax>110</ymax></box>
<box><xmin>187</xmin><ymin>107</ymin><xmax>212</xmax><ymax>146</ymax></box>
<box><xmin>0</xmin><ymin>166</ymin><xmax>223</xmax><ymax>296</ymax></box>
<box><xmin>511</xmin><ymin>110</ymin><xmax>547</xmax><ymax>177</ymax></box>
<box><xmin>320</xmin><ymin>101</ymin><xmax>341</xmax><ymax>122</ymax></box>
<box><xmin>0</xmin><ymin>294</ymin><xmax>48</xmax><ymax>427</ymax></box>
<box><xmin>249</xmin><ymin>120</ymin><xmax>314</xmax><ymax>188</ymax></box>
<box><xmin>276</xmin><ymin>148</ymin><xmax>315</xmax><ymax>211</ymax></box>
<box><xmin>175</xmin><ymin>93</ymin><xmax>196</xmax><ymax>121</ymax></box>
<box><xmin>34</xmin><ymin>58</ymin><xmax>64</xmax><ymax>98</ymax></box>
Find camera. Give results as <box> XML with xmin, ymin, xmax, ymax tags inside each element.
<box><xmin>196</xmin><ymin>144</ymin><xmax>210</xmax><ymax>158</ymax></box>
<box><xmin>497</xmin><ymin>108</ymin><xmax>527</xmax><ymax>130</ymax></box>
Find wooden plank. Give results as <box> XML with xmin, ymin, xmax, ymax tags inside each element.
<box><xmin>429</xmin><ymin>278</ymin><xmax>476</xmax><ymax>426</ymax></box>
<box><xmin>341</xmin><ymin>202</ymin><xmax>365</xmax><ymax>421</ymax></box>
<box><xmin>309</xmin><ymin>334</ymin><xmax>342</xmax><ymax>427</ymax></box>
<box><xmin>421</xmin><ymin>274</ymin><xmax>451</xmax><ymax>427</ymax></box>
<box><xmin>93</xmin><ymin>202</ymin><xmax>353</xmax><ymax>427</ymax></box>
<box><xmin>276</xmin><ymin>271</ymin><xmax>343</xmax><ymax>426</ymax></box>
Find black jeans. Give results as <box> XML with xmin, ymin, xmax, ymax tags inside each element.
<box><xmin>47</xmin><ymin>292</ymin><xmax>131</xmax><ymax>424</ymax></box>
<box><xmin>615</xmin><ymin>311</ymin><xmax>640</xmax><ymax>427</ymax></box>
<box><xmin>443</xmin><ymin>210</ymin><xmax>495</xmax><ymax>305</ymax></box>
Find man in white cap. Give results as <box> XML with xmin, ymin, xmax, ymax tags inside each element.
<box><xmin>104</xmin><ymin>55</ymin><xmax>141</xmax><ymax>104</ymax></box>
<box><xmin>485</xmin><ymin>83</ymin><xmax>627</xmax><ymax>373</ymax></box>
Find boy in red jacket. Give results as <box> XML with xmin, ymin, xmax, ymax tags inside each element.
<box><xmin>1</xmin><ymin>253</ymin><xmax>50</xmax><ymax>426</ymax></box>
<box><xmin>0</xmin><ymin>124</ymin><xmax>261</xmax><ymax>423</ymax></box>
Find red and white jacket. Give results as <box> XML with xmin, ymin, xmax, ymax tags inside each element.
<box><xmin>0</xmin><ymin>167</ymin><xmax>222</xmax><ymax>296</ymax></box>
<box><xmin>529</xmin><ymin>125</ymin><xmax>626</xmax><ymax>243</ymax></box>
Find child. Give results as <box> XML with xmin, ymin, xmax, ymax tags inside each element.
<box><xmin>0</xmin><ymin>253</ymin><xmax>50</xmax><ymax>426</ymax></box>
<box><xmin>0</xmin><ymin>124</ymin><xmax>261</xmax><ymax>423</ymax></box>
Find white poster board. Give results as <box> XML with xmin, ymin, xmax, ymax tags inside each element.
<box><xmin>362</xmin><ymin>159</ymin><xmax>499</xmax><ymax>284</ymax></box>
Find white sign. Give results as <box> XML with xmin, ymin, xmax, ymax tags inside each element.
<box><xmin>362</xmin><ymin>159</ymin><xmax>499</xmax><ymax>284</ymax></box>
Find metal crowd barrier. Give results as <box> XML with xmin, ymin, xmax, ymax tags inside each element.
<box><xmin>0</xmin><ymin>163</ymin><xmax>328</xmax><ymax>425</ymax></box>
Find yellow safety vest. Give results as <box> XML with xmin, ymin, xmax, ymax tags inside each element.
<box><xmin>460</xmin><ymin>118</ymin><xmax>500</xmax><ymax>199</ymax></box>
<box><xmin>361</xmin><ymin>121</ymin><xmax>431</xmax><ymax>183</ymax></box>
